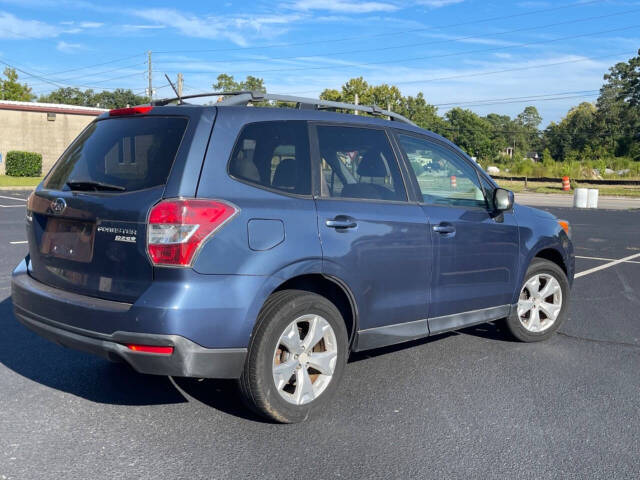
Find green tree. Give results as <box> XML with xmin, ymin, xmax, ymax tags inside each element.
<box><xmin>485</xmin><ymin>113</ymin><xmax>512</xmax><ymax>153</ymax></box>
<box><xmin>397</xmin><ymin>93</ymin><xmax>446</xmax><ymax>134</ymax></box>
<box><xmin>39</xmin><ymin>87</ymin><xmax>95</xmax><ymax>106</ymax></box>
<box><xmin>91</xmin><ymin>89</ymin><xmax>149</xmax><ymax>109</ymax></box>
<box><xmin>39</xmin><ymin>87</ymin><xmax>147</xmax><ymax>108</ymax></box>
<box><xmin>0</xmin><ymin>68</ymin><xmax>35</xmax><ymax>101</ymax></box>
<box><xmin>542</xmin><ymin>148</ymin><xmax>554</xmax><ymax>165</ymax></box>
<box><xmin>212</xmin><ymin>74</ymin><xmax>265</xmax><ymax>93</ymax></box>
<box><xmin>543</xmin><ymin>102</ymin><xmax>596</xmax><ymax>161</ymax></box>
<box><xmin>517</xmin><ymin>106</ymin><xmax>542</xmax><ymax>130</ymax></box>
<box><xmin>594</xmin><ymin>49</ymin><xmax>640</xmax><ymax>158</ymax></box>
<box><xmin>445</xmin><ymin>108</ymin><xmax>497</xmax><ymax>161</ymax></box>
<box><xmin>319</xmin><ymin>88</ymin><xmax>341</xmax><ymax>102</ymax></box>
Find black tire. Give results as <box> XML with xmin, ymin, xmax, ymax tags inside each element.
<box><xmin>239</xmin><ymin>290</ymin><xmax>349</xmax><ymax>423</ymax></box>
<box><xmin>501</xmin><ymin>258</ymin><xmax>570</xmax><ymax>342</ymax></box>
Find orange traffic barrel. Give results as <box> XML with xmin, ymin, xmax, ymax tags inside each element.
<box><xmin>562</xmin><ymin>176</ymin><xmax>570</xmax><ymax>191</ymax></box>
<box><xmin>451</xmin><ymin>175</ymin><xmax>457</xmax><ymax>189</ymax></box>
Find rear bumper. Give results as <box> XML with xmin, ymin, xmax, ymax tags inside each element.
<box><xmin>11</xmin><ymin>259</ymin><xmax>248</xmax><ymax>378</ymax></box>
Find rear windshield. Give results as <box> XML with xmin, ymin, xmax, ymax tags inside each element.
<box><xmin>44</xmin><ymin>116</ymin><xmax>188</xmax><ymax>192</ymax></box>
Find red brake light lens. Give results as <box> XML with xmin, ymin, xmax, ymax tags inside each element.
<box><xmin>109</xmin><ymin>106</ymin><xmax>153</xmax><ymax>116</ymax></box>
<box><xmin>147</xmin><ymin>199</ymin><xmax>238</xmax><ymax>267</ymax></box>
<box><xmin>126</xmin><ymin>344</ymin><xmax>174</xmax><ymax>354</ymax></box>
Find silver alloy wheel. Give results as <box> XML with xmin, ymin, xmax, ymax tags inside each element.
<box><xmin>517</xmin><ymin>273</ymin><xmax>563</xmax><ymax>333</ymax></box>
<box><xmin>272</xmin><ymin>314</ymin><xmax>338</xmax><ymax>405</ymax></box>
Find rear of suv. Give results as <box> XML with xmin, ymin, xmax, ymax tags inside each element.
<box><xmin>12</xmin><ymin>94</ymin><xmax>574</xmax><ymax>423</ymax></box>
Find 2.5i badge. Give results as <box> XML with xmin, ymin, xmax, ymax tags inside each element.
<box><xmin>114</xmin><ymin>235</ymin><xmax>136</xmax><ymax>243</ymax></box>
<box><xmin>97</xmin><ymin>224</ymin><xmax>138</xmax><ymax>244</ymax></box>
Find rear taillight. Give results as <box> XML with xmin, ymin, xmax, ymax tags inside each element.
<box><xmin>147</xmin><ymin>199</ymin><xmax>238</xmax><ymax>267</ymax></box>
<box><xmin>109</xmin><ymin>106</ymin><xmax>153</xmax><ymax>116</ymax></box>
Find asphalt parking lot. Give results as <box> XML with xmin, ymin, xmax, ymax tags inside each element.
<box><xmin>1</xmin><ymin>189</ymin><xmax>639</xmax><ymax>479</ymax></box>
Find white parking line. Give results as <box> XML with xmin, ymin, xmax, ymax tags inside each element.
<box><xmin>10</xmin><ymin>241</ymin><xmax>28</xmax><ymax>245</ymax></box>
<box><xmin>575</xmin><ymin>253</ymin><xmax>640</xmax><ymax>278</ymax></box>
<box><xmin>0</xmin><ymin>195</ymin><xmax>27</xmax><ymax>202</ymax></box>
<box><xmin>0</xmin><ymin>204</ymin><xmax>25</xmax><ymax>208</ymax></box>
<box><xmin>576</xmin><ymin>255</ymin><xmax>640</xmax><ymax>265</ymax></box>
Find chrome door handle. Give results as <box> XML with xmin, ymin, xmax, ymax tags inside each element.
<box><xmin>326</xmin><ymin>218</ymin><xmax>357</xmax><ymax>229</ymax></box>
<box><xmin>433</xmin><ymin>224</ymin><xmax>455</xmax><ymax>234</ymax></box>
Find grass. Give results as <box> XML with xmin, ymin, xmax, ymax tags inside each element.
<box><xmin>496</xmin><ymin>179</ymin><xmax>640</xmax><ymax>198</ymax></box>
<box><xmin>0</xmin><ymin>175</ymin><xmax>43</xmax><ymax>187</ymax></box>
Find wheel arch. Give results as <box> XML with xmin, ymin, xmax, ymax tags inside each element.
<box><xmin>273</xmin><ymin>274</ymin><xmax>358</xmax><ymax>349</ymax></box>
<box><xmin>533</xmin><ymin>247</ymin><xmax>567</xmax><ymax>274</ymax></box>
<box><xmin>512</xmin><ymin>241</ymin><xmax>571</xmax><ymax>305</ymax></box>
<box><xmin>242</xmin><ymin>259</ymin><xmax>358</xmax><ymax>350</ymax></box>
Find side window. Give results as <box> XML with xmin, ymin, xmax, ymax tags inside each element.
<box><xmin>316</xmin><ymin>125</ymin><xmax>406</xmax><ymax>202</ymax></box>
<box><xmin>229</xmin><ymin>121</ymin><xmax>311</xmax><ymax>195</ymax></box>
<box><xmin>396</xmin><ymin>133</ymin><xmax>487</xmax><ymax>208</ymax></box>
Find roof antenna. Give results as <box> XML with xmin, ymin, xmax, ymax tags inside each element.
<box><xmin>164</xmin><ymin>74</ymin><xmax>182</xmax><ymax>104</ymax></box>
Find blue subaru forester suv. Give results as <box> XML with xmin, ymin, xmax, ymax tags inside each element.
<box><xmin>12</xmin><ymin>92</ymin><xmax>574</xmax><ymax>422</ymax></box>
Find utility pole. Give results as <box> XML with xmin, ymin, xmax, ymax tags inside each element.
<box><xmin>354</xmin><ymin>93</ymin><xmax>359</xmax><ymax>115</ymax></box>
<box><xmin>147</xmin><ymin>50</ymin><xmax>153</xmax><ymax>101</ymax></box>
<box><xmin>177</xmin><ymin>73</ymin><xmax>183</xmax><ymax>98</ymax></box>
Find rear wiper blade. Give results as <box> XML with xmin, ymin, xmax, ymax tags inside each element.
<box><xmin>66</xmin><ymin>180</ymin><xmax>126</xmax><ymax>192</ymax></box>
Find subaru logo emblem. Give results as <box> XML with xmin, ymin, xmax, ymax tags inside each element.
<box><xmin>50</xmin><ymin>198</ymin><xmax>66</xmax><ymax>215</ymax></box>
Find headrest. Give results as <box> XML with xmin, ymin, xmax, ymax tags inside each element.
<box><xmin>357</xmin><ymin>151</ymin><xmax>388</xmax><ymax>177</ymax></box>
<box><xmin>272</xmin><ymin>158</ymin><xmax>298</xmax><ymax>190</ymax></box>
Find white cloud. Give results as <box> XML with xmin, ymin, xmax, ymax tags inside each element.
<box><xmin>289</xmin><ymin>0</ymin><xmax>398</xmax><ymax>13</ymax></box>
<box><xmin>0</xmin><ymin>11</ymin><xmax>60</xmax><ymax>38</ymax></box>
<box><xmin>122</xmin><ymin>24</ymin><xmax>166</xmax><ymax>30</ymax></box>
<box><xmin>56</xmin><ymin>40</ymin><xmax>84</xmax><ymax>53</ymax></box>
<box><xmin>131</xmin><ymin>9</ymin><xmax>301</xmax><ymax>46</ymax></box>
<box><xmin>175</xmin><ymin>52</ymin><xmax>615</xmax><ymax>125</ymax></box>
<box><xmin>79</xmin><ymin>21</ymin><xmax>103</xmax><ymax>28</ymax></box>
<box><xmin>414</xmin><ymin>0</ymin><xmax>464</xmax><ymax>7</ymax></box>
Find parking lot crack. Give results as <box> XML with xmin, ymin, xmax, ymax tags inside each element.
<box><xmin>558</xmin><ymin>331</ymin><xmax>640</xmax><ymax>349</ymax></box>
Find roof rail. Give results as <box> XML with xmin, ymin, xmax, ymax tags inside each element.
<box><xmin>152</xmin><ymin>90</ymin><xmax>416</xmax><ymax>126</ymax></box>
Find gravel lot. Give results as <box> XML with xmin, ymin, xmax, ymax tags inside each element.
<box><xmin>1</xmin><ymin>190</ymin><xmax>639</xmax><ymax>479</ymax></box>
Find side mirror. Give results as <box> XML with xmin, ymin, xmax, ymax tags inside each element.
<box><xmin>493</xmin><ymin>188</ymin><xmax>514</xmax><ymax>211</ymax></box>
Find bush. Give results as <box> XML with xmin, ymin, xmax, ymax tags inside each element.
<box><xmin>5</xmin><ymin>151</ymin><xmax>42</xmax><ymax>176</ymax></box>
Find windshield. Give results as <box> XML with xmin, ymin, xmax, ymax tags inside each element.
<box><xmin>44</xmin><ymin>116</ymin><xmax>188</xmax><ymax>192</ymax></box>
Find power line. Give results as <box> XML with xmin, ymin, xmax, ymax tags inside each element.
<box><xmin>434</xmin><ymin>90</ymin><xmax>601</xmax><ymax>107</ymax></box>
<box><xmin>43</xmin><ymin>53</ymin><xmax>146</xmax><ymax>77</ymax></box>
<box><xmin>27</xmin><ymin>62</ymin><xmax>147</xmax><ymax>88</ymax></box>
<box><xmin>153</xmin><ymin>0</ymin><xmax>601</xmax><ymax>54</ymax></box>
<box><xmin>156</xmin><ymin>52</ymin><xmax>634</xmax><ymax>105</ymax></box>
<box><xmin>271</xmin><ymin>50</ymin><xmax>635</xmax><ymax>97</ymax></box>
<box><xmin>389</xmin><ymin>51</ymin><xmax>635</xmax><ymax>87</ymax></box>
<box><xmin>442</xmin><ymin>93</ymin><xmax>601</xmax><ymax>108</ymax></box>
<box><xmin>0</xmin><ymin>59</ymin><xmax>145</xmax><ymax>92</ymax></box>
<box><xmin>154</xmin><ymin>8</ymin><xmax>638</xmax><ymax>67</ymax></box>
<box><xmin>191</xmin><ymin>24</ymin><xmax>640</xmax><ymax>75</ymax></box>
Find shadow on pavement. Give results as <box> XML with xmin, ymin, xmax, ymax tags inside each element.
<box><xmin>0</xmin><ymin>296</ymin><xmax>274</xmax><ymax>421</ymax></box>
<box><xmin>0</xmin><ymin>296</ymin><xmax>187</xmax><ymax>406</ymax></box>
<box><xmin>171</xmin><ymin>377</ymin><xmax>269</xmax><ymax>423</ymax></box>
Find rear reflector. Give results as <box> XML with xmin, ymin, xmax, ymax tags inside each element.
<box><xmin>109</xmin><ymin>106</ymin><xmax>153</xmax><ymax>116</ymax></box>
<box><xmin>126</xmin><ymin>344</ymin><xmax>174</xmax><ymax>354</ymax></box>
<box><xmin>147</xmin><ymin>199</ymin><xmax>238</xmax><ymax>267</ymax></box>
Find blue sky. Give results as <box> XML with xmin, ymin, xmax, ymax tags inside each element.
<box><xmin>1</xmin><ymin>0</ymin><xmax>639</xmax><ymax>124</ymax></box>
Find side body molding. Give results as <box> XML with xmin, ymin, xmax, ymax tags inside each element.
<box><xmin>355</xmin><ymin>304</ymin><xmax>512</xmax><ymax>351</ymax></box>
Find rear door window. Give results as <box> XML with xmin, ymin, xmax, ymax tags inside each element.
<box><xmin>44</xmin><ymin>116</ymin><xmax>188</xmax><ymax>192</ymax></box>
<box><xmin>228</xmin><ymin>121</ymin><xmax>311</xmax><ymax>195</ymax></box>
<box><xmin>316</xmin><ymin>125</ymin><xmax>407</xmax><ymax>202</ymax></box>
